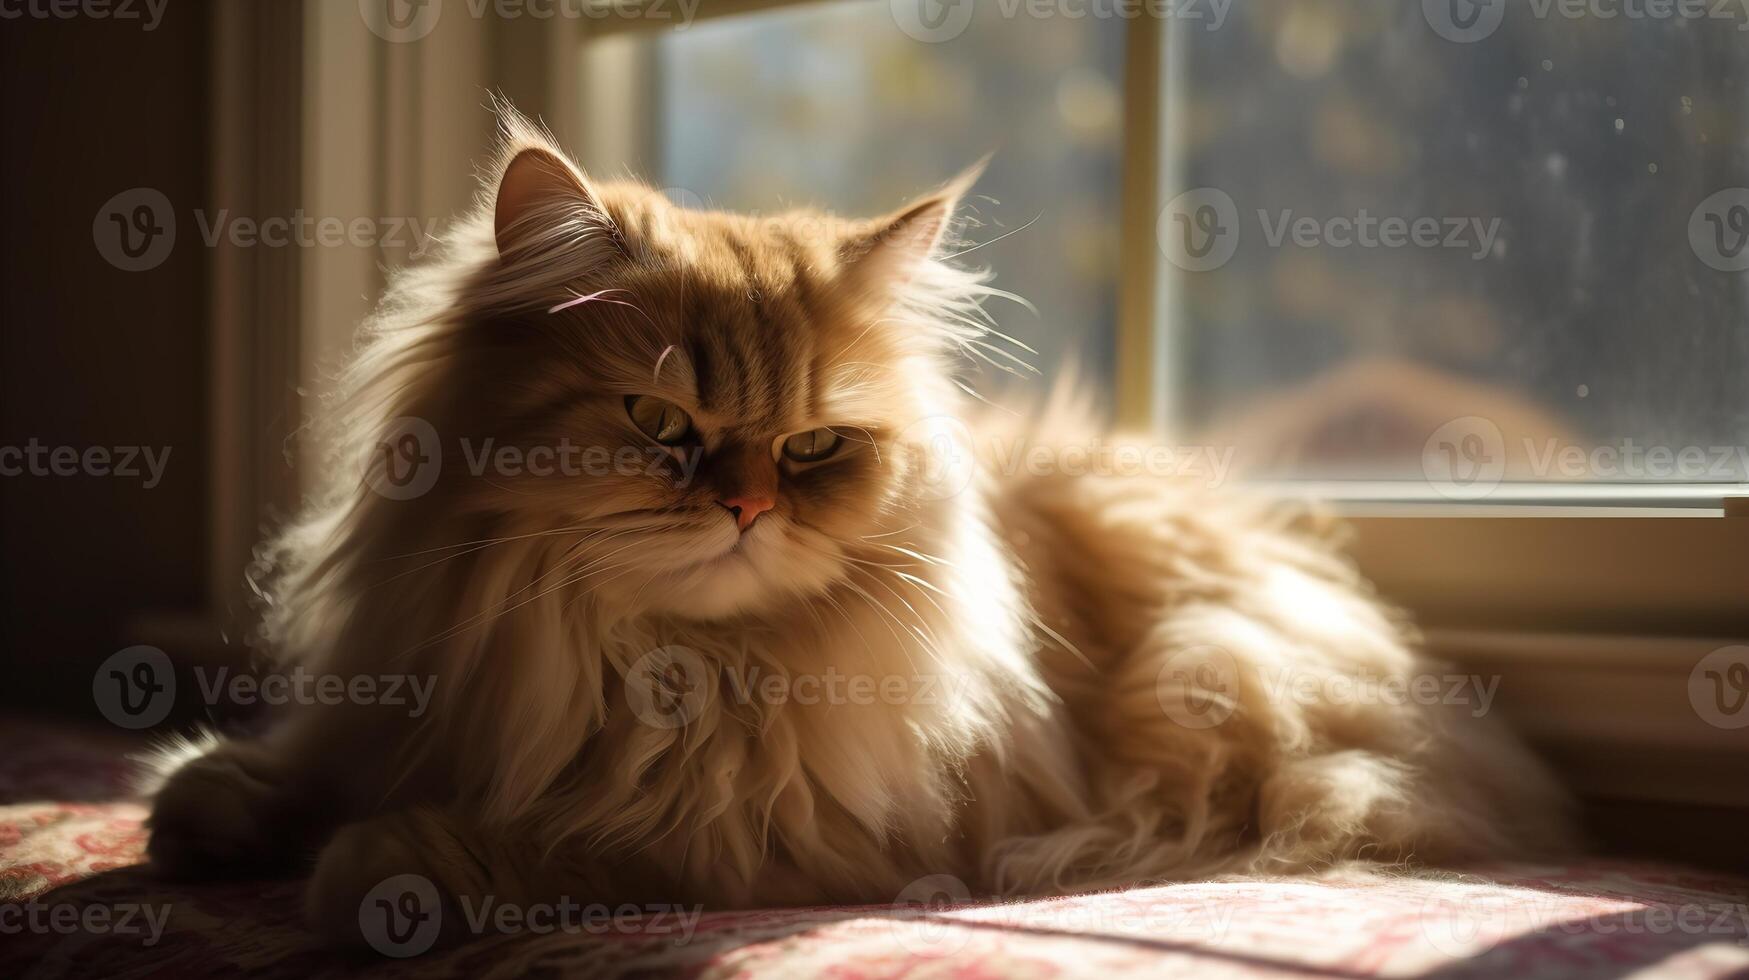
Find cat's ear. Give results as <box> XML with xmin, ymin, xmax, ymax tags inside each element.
<box><xmin>838</xmin><ymin>159</ymin><xmax>986</xmax><ymax>292</ymax></box>
<box><xmin>492</xmin><ymin>146</ymin><xmax>618</xmax><ymax>260</ymax></box>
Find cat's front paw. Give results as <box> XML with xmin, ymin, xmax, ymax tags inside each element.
<box><xmin>146</xmin><ymin>742</ymin><xmax>304</xmax><ymax>878</ymax></box>
<box><xmin>306</xmin><ymin>809</ymin><xmax>476</xmax><ymax>954</ymax></box>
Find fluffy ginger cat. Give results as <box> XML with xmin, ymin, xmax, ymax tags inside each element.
<box><xmin>147</xmin><ymin>110</ymin><xmax>1570</xmax><ymax>947</ymax></box>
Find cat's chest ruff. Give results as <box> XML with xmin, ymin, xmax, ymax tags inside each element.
<box><xmin>600</xmin><ymin>609</ymin><xmax>986</xmax><ymax>746</ymax></box>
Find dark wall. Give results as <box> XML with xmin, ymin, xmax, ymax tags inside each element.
<box><xmin>0</xmin><ymin>4</ymin><xmax>212</xmax><ymax>715</ymax></box>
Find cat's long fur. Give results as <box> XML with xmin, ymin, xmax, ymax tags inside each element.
<box><xmin>148</xmin><ymin>109</ymin><xmax>1571</xmax><ymax>945</ymax></box>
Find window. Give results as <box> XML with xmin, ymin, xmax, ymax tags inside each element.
<box><xmin>1156</xmin><ymin>2</ymin><xmax>1749</xmax><ymax>498</ymax></box>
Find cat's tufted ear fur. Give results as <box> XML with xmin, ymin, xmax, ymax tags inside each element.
<box><xmin>837</xmin><ymin>159</ymin><xmax>986</xmax><ymax>296</ymax></box>
<box><xmin>489</xmin><ymin>110</ymin><xmax>621</xmax><ymax>265</ymax></box>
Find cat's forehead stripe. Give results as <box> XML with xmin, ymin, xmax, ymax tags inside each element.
<box><xmin>622</xmin><ymin>211</ymin><xmax>878</xmax><ymax>432</ymax></box>
<box><xmin>667</xmin><ymin>260</ymin><xmax>820</xmax><ymax>430</ymax></box>
<box><xmin>684</xmin><ymin>329</ymin><xmax>716</xmax><ymax>411</ymax></box>
<box><xmin>722</xmin><ymin>228</ymin><xmax>795</xmax><ymax>425</ymax></box>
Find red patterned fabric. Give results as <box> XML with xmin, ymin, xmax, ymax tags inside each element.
<box><xmin>3</xmin><ymin>717</ymin><xmax>1747</xmax><ymax>978</ymax></box>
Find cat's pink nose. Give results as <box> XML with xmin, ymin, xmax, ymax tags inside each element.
<box><xmin>719</xmin><ymin>495</ymin><xmax>775</xmax><ymax>532</ymax></box>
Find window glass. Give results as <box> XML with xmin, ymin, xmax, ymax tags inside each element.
<box><xmin>1160</xmin><ymin>1</ymin><xmax>1749</xmax><ymax>486</ymax></box>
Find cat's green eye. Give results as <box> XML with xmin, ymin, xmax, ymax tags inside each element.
<box><xmin>782</xmin><ymin>428</ymin><xmax>841</xmax><ymax>463</ymax></box>
<box><xmin>626</xmin><ymin>396</ymin><xmax>693</xmax><ymax>445</ymax></box>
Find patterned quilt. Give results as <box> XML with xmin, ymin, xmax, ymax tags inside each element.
<box><xmin>2</xmin><ymin>717</ymin><xmax>1746</xmax><ymax>979</ymax></box>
